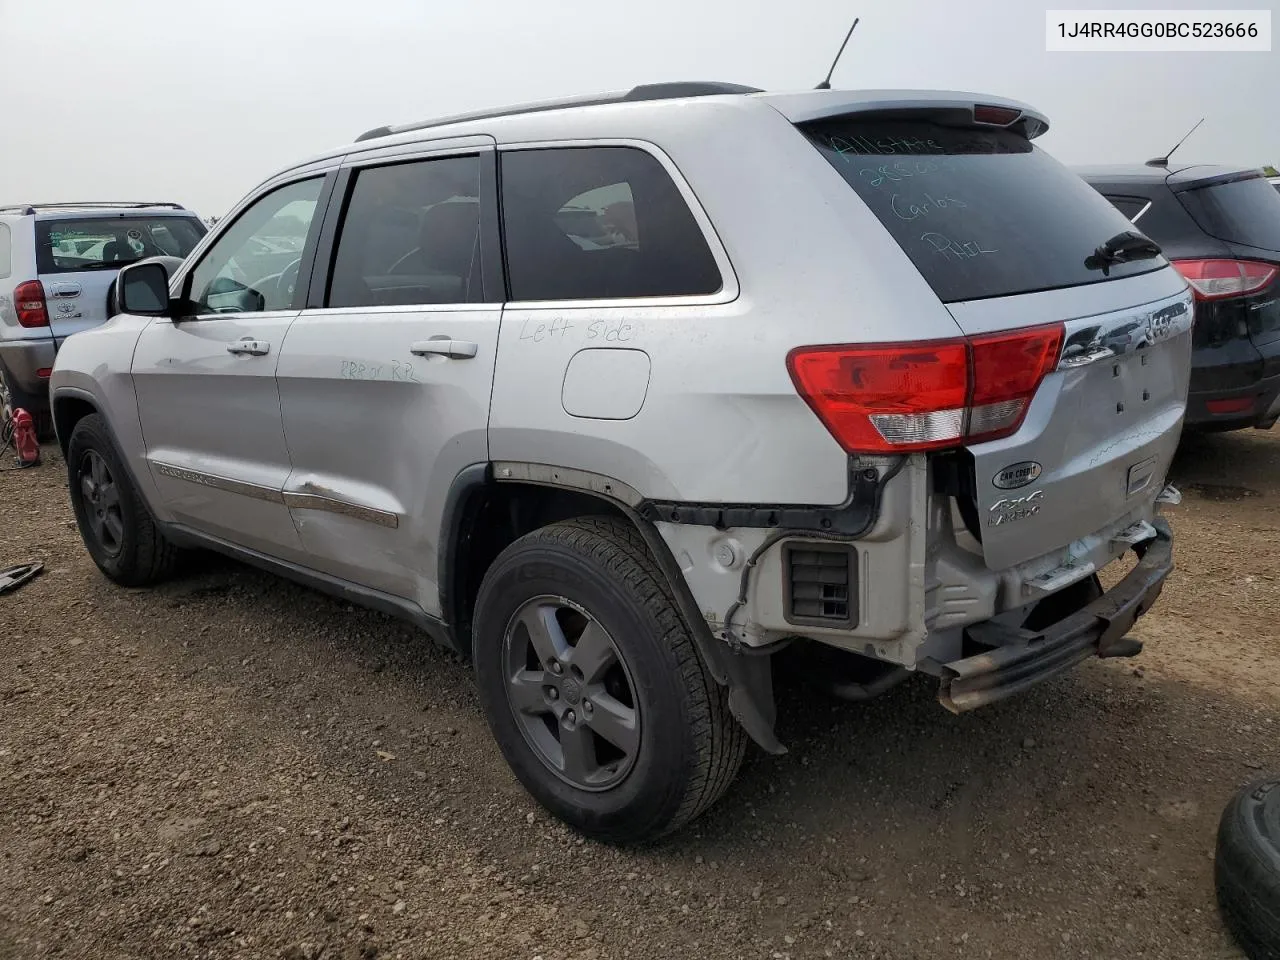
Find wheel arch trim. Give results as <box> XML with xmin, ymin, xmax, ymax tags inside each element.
<box><xmin>445</xmin><ymin>460</ymin><xmax>785</xmax><ymax>754</ymax></box>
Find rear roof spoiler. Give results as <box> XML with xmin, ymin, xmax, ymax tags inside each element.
<box><xmin>762</xmin><ymin>91</ymin><xmax>1050</xmax><ymax>140</ymax></box>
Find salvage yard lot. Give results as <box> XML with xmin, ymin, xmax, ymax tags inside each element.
<box><xmin>2</xmin><ymin>432</ymin><xmax>1278</xmax><ymax>960</ymax></box>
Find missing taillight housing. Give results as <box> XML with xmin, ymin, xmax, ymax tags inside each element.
<box><xmin>14</xmin><ymin>280</ymin><xmax>49</xmax><ymax>328</ymax></box>
<box><xmin>1172</xmin><ymin>259</ymin><xmax>1277</xmax><ymax>301</ymax></box>
<box><xmin>787</xmin><ymin>324</ymin><xmax>1064</xmax><ymax>454</ymax></box>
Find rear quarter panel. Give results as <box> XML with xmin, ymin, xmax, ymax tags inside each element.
<box><xmin>487</xmin><ymin>100</ymin><xmax>966</xmax><ymax>505</ymax></box>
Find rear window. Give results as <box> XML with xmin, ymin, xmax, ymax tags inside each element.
<box><xmin>36</xmin><ymin>216</ymin><xmax>205</xmax><ymax>275</ymax></box>
<box><xmin>803</xmin><ymin>119</ymin><xmax>1167</xmax><ymax>303</ymax></box>
<box><xmin>1177</xmin><ymin>175</ymin><xmax>1280</xmax><ymax>253</ymax></box>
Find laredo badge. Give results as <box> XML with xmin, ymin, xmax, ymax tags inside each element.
<box><xmin>988</xmin><ymin>490</ymin><xmax>1045</xmax><ymax>527</ymax></box>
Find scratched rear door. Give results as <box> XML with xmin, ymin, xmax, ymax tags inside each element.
<box><xmin>276</xmin><ymin>138</ymin><xmax>502</xmax><ymax>615</ymax></box>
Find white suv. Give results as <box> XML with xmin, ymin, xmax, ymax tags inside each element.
<box><xmin>0</xmin><ymin>202</ymin><xmax>206</xmax><ymax>435</ymax></box>
<box><xmin>51</xmin><ymin>83</ymin><xmax>1191</xmax><ymax>842</ymax></box>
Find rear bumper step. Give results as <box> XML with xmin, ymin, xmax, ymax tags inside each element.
<box><xmin>937</xmin><ymin>518</ymin><xmax>1173</xmax><ymax>713</ymax></box>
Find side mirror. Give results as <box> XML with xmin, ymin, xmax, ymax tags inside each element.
<box><xmin>118</xmin><ymin>261</ymin><xmax>171</xmax><ymax>316</ymax></box>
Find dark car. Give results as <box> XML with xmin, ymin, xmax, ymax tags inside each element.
<box><xmin>1077</xmin><ymin>164</ymin><xmax>1280</xmax><ymax>432</ymax></box>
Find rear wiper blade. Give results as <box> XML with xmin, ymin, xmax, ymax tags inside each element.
<box><xmin>1085</xmin><ymin>231</ymin><xmax>1163</xmax><ymax>275</ymax></box>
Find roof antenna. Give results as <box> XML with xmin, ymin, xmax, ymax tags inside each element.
<box><xmin>815</xmin><ymin>16</ymin><xmax>860</xmax><ymax>90</ymax></box>
<box><xmin>1146</xmin><ymin>117</ymin><xmax>1204</xmax><ymax>168</ymax></box>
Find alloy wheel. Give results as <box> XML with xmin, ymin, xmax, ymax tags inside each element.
<box><xmin>502</xmin><ymin>596</ymin><xmax>642</xmax><ymax>791</ymax></box>
<box><xmin>79</xmin><ymin>449</ymin><xmax>124</xmax><ymax>556</ymax></box>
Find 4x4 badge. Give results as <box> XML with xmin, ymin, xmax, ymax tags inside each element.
<box><xmin>992</xmin><ymin>460</ymin><xmax>1041</xmax><ymax>490</ymax></box>
<box><xmin>988</xmin><ymin>489</ymin><xmax>1045</xmax><ymax>527</ymax></box>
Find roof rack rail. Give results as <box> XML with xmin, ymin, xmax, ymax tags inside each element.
<box><xmin>354</xmin><ymin>81</ymin><xmax>762</xmax><ymax>143</ymax></box>
<box><xmin>0</xmin><ymin>201</ymin><xmax>186</xmax><ymax>216</ymax></box>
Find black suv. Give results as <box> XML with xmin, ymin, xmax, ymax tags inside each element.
<box><xmin>1077</xmin><ymin>164</ymin><xmax>1280</xmax><ymax>431</ymax></box>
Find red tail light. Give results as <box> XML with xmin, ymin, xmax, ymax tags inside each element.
<box><xmin>14</xmin><ymin>280</ymin><xmax>49</xmax><ymax>328</ymax></box>
<box><xmin>1172</xmin><ymin>259</ymin><xmax>1277</xmax><ymax>301</ymax></box>
<box><xmin>787</xmin><ymin>324</ymin><xmax>1065</xmax><ymax>454</ymax></box>
<box><xmin>1205</xmin><ymin>396</ymin><xmax>1256</xmax><ymax>416</ymax></box>
<box><xmin>36</xmin><ymin>368</ymin><xmax>52</xmax><ymax>379</ymax></box>
<box><xmin>973</xmin><ymin>104</ymin><xmax>1021</xmax><ymax>126</ymax></box>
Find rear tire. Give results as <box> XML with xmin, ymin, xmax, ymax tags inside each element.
<box><xmin>1216</xmin><ymin>778</ymin><xmax>1280</xmax><ymax>959</ymax></box>
<box><xmin>67</xmin><ymin>414</ymin><xmax>178</xmax><ymax>586</ymax></box>
<box><xmin>473</xmin><ymin>516</ymin><xmax>746</xmax><ymax>843</ymax></box>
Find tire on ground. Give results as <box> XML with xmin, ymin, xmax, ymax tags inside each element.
<box><xmin>1216</xmin><ymin>777</ymin><xmax>1280</xmax><ymax>960</ymax></box>
<box><xmin>67</xmin><ymin>413</ymin><xmax>179</xmax><ymax>586</ymax></box>
<box><xmin>473</xmin><ymin>515</ymin><xmax>746</xmax><ymax>843</ymax></box>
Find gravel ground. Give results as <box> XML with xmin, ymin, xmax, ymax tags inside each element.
<box><xmin>2</xmin><ymin>430</ymin><xmax>1278</xmax><ymax>960</ymax></box>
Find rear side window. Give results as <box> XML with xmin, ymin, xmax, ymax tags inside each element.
<box><xmin>328</xmin><ymin>155</ymin><xmax>482</xmax><ymax>308</ymax></box>
<box><xmin>0</xmin><ymin>223</ymin><xmax>10</xmax><ymax>280</ymax></box>
<box><xmin>1178</xmin><ymin>175</ymin><xmax>1280</xmax><ymax>253</ymax></box>
<box><xmin>803</xmin><ymin>119</ymin><xmax>1167</xmax><ymax>303</ymax></box>
<box><xmin>500</xmin><ymin>146</ymin><xmax>721</xmax><ymax>301</ymax></box>
<box><xmin>35</xmin><ymin>216</ymin><xmax>205</xmax><ymax>275</ymax></box>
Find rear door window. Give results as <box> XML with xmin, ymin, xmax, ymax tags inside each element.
<box><xmin>1177</xmin><ymin>175</ymin><xmax>1280</xmax><ymax>253</ymax></box>
<box><xmin>803</xmin><ymin>119</ymin><xmax>1167</xmax><ymax>303</ymax></box>
<box><xmin>35</xmin><ymin>216</ymin><xmax>205</xmax><ymax>275</ymax></box>
<box><xmin>327</xmin><ymin>155</ymin><xmax>483</xmax><ymax>308</ymax></box>
<box><xmin>500</xmin><ymin>146</ymin><xmax>721</xmax><ymax>301</ymax></box>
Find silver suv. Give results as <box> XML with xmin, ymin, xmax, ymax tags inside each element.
<box><xmin>50</xmin><ymin>83</ymin><xmax>1191</xmax><ymax>842</ymax></box>
<box><xmin>0</xmin><ymin>202</ymin><xmax>206</xmax><ymax>434</ymax></box>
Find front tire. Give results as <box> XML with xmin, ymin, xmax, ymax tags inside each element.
<box><xmin>473</xmin><ymin>517</ymin><xmax>746</xmax><ymax>843</ymax></box>
<box><xmin>67</xmin><ymin>414</ymin><xmax>177</xmax><ymax>586</ymax></box>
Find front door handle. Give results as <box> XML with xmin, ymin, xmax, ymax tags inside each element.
<box><xmin>227</xmin><ymin>338</ymin><xmax>270</xmax><ymax>356</ymax></box>
<box><xmin>410</xmin><ymin>339</ymin><xmax>478</xmax><ymax>360</ymax></box>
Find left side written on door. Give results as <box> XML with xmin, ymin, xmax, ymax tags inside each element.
<box><xmin>131</xmin><ymin>174</ymin><xmax>331</xmax><ymax>561</ymax></box>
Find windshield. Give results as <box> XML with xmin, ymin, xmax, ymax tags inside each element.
<box><xmin>36</xmin><ymin>215</ymin><xmax>205</xmax><ymax>274</ymax></box>
<box><xmin>1178</xmin><ymin>175</ymin><xmax>1280</xmax><ymax>253</ymax></box>
<box><xmin>802</xmin><ymin>118</ymin><xmax>1168</xmax><ymax>303</ymax></box>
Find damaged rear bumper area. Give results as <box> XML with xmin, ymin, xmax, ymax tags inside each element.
<box><xmin>937</xmin><ymin>518</ymin><xmax>1173</xmax><ymax>714</ymax></box>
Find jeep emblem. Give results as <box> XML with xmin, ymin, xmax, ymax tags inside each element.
<box><xmin>993</xmin><ymin>460</ymin><xmax>1042</xmax><ymax>490</ymax></box>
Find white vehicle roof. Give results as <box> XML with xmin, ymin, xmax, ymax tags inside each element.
<box><xmin>271</xmin><ymin>83</ymin><xmax>1049</xmax><ymax>181</ymax></box>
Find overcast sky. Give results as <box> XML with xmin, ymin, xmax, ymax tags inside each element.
<box><xmin>1</xmin><ymin>0</ymin><xmax>1275</xmax><ymax>217</ymax></box>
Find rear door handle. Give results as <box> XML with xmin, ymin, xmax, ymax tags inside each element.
<box><xmin>227</xmin><ymin>338</ymin><xmax>270</xmax><ymax>356</ymax></box>
<box><xmin>409</xmin><ymin>339</ymin><xmax>478</xmax><ymax>360</ymax></box>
